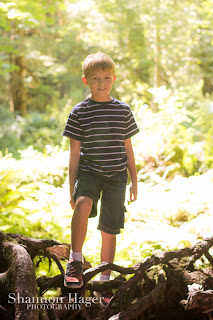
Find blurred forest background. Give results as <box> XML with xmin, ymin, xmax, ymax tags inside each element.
<box><xmin>0</xmin><ymin>0</ymin><xmax>213</xmax><ymax>275</ymax></box>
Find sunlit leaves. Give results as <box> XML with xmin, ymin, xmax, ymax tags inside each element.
<box><xmin>0</xmin><ymin>149</ymin><xmax>70</xmax><ymax>239</ymax></box>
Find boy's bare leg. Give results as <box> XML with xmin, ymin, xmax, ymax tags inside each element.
<box><xmin>64</xmin><ymin>196</ymin><xmax>93</xmax><ymax>288</ymax></box>
<box><xmin>101</xmin><ymin>231</ymin><xmax>116</xmax><ymax>277</ymax></box>
<box><xmin>71</xmin><ymin>196</ymin><xmax>93</xmax><ymax>252</ymax></box>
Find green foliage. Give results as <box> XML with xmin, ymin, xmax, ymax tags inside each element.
<box><xmin>0</xmin><ymin>150</ymin><xmax>69</xmax><ymax>239</ymax></box>
<box><xmin>133</xmin><ymin>83</ymin><xmax>213</xmax><ymax>179</ymax></box>
<box><xmin>204</xmin><ymin>126</ymin><xmax>213</xmax><ymax>168</ymax></box>
<box><xmin>0</xmin><ymin>107</ymin><xmax>64</xmax><ymax>157</ymax></box>
<box><xmin>1</xmin><ymin>0</ymin><xmax>213</xmax><ymax>113</ymax></box>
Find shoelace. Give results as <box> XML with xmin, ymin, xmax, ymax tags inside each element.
<box><xmin>67</xmin><ymin>264</ymin><xmax>78</xmax><ymax>276</ymax></box>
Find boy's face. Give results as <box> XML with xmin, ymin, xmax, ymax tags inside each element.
<box><xmin>82</xmin><ymin>69</ymin><xmax>116</xmax><ymax>102</ymax></box>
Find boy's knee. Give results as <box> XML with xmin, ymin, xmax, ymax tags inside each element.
<box><xmin>74</xmin><ymin>196</ymin><xmax>93</xmax><ymax>214</ymax></box>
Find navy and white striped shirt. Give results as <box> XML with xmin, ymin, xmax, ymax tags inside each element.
<box><xmin>63</xmin><ymin>97</ymin><xmax>139</xmax><ymax>177</ymax></box>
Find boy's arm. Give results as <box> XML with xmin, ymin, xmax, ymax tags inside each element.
<box><xmin>124</xmin><ymin>138</ymin><xmax>137</xmax><ymax>202</ymax></box>
<box><xmin>69</xmin><ymin>138</ymin><xmax>81</xmax><ymax>209</ymax></box>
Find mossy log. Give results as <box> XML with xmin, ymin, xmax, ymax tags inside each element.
<box><xmin>0</xmin><ymin>231</ymin><xmax>212</xmax><ymax>320</ymax></box>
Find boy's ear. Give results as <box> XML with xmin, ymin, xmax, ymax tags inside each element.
<box><xmin>113</xmin><ymin>75</ymin><xmax>116</xmax><ymax>83</ymax></box>
<box><xmin>82</xmin><ymin>75</ymin><xmax>88</xmax><ymax>85</ymax></box>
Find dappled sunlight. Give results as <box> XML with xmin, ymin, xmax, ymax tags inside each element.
<box><xmin>133</xmin><ymin>131</ymin><xmax>165</xmax><ymax>162</ymax></box>
<box><xmin>128</xmin><ymin>170</ymin><xmax>213</xmax><ymax>221</ymax></box>
<box><xmin>180</xmin><ymin>214</ymin><xmax>213</xmax><ymax>238</ymax></box>
<box><xmin>18</xmin><ymin>147</ymin><xmax>69</xmax><ymax>184</ymax></box>
<box><xmin>126</xmin><ymin>170</ymin><xmax>213</xmax><ymax>256</ymax></box>
<box><xmin>127</xmin><ymin>219</ymin><xmax>195</xmax><ymax>247</ymax></box>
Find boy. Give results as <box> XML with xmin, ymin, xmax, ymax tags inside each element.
<box><xmin>62</xmin><ymin>52</ymin><xmax>139</xmax><ymax>300</ymax></box>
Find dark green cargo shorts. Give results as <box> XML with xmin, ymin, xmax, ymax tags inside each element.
<box><xmin>73</xmin><ymin>170</ymin><xmax>127</xmax><ymax>235</ymax></box>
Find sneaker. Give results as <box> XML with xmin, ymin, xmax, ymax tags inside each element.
<box><xmin>101</xmin><ymin>291</ymin><xmax>114</xmax><ymax>307</ymax></box>
<box><xmin>64</xmin><ymin>259</ymin><xmax>83</xmax><ymax>288</ymax></box>
<box><xmin>94</xmin><ymin>291</ymin><xmax>114</xmax><ymax>308</ymax></box>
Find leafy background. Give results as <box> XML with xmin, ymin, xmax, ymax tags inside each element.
<box><xmin>0</xmin><ymin>0</ymin><xmax>213</xmax><ymax>278</ymax></box>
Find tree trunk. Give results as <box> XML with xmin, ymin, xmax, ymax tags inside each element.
<box><xmin>9</xmin><ymin>55</ymin><xmax>27</xmax><ymax>116</ymax></box>
<box><xmin>151</xmin><ymin>5</ymin><xmax>161</xmax><ymax>113</ymax></box>
<box><xmin>153</xmin><ymin>24</ymin><xmax>161</xmax><ymax>91</ymax></box>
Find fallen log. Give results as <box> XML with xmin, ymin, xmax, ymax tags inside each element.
<box><xmin>107</xmin><ymin>271</ymin><xmax>166</xmax><ymax>320</ymax></box>
<box><xmin>0</xmin><ymin>231</ymin><xmax>212</xmax><ymax>320</ymax></box>
<box><xmin>0</xmin><ymin>241</ymin><xmax>39</xmax><ymax>320</ymax></box>
<box><xmin>181</xmin><ymin>287</ymin><xmax>213</xmax><ymax>315</ymax></box>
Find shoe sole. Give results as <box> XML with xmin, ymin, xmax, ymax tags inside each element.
<box><xmin>64</xmin><ymin>279</ymin><xmax>83</xmax><ymax>289</ymax></box>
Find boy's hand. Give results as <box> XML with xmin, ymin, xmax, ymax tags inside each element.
<box><xmin>129</xmin><ymin>181</ymin><xmax>137</xmax><ymax>202</ymax></box>
<box><xmin>70</xmin><ymin>196</ymin><xmax>75</xmax><ymax>210</ymax></box>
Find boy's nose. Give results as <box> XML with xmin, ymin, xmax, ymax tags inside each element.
<box><xmin>98</xmin><ymin>79</ymin><xmax>105</xmax><ymax>87</ymax></box>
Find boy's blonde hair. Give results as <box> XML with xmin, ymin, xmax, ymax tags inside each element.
<box><xmin>82</xmin><ymin>52</ymin><xmax>115</xmax><ymax>77</ymax></box>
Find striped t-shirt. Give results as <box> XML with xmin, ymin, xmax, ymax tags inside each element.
<box><xmin>62</xmin><ymin>97</ymin><xmax>139</xmax><ymax>177</ymax></box>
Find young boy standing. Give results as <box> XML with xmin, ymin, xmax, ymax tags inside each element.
<box><xmin>62</xmin><ymin>52</ymin><xmax>139</xmax><ymax>298</ymax></box>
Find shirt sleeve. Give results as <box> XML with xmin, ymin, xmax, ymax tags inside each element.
<box><xmin>125</xmin><ymin>107</ymin><xmax>140</xmax><ymax>139</ymax></box>
<box><xmin>62</xmin><ymin>107</ymin><xmax>83</xmax><ymax>141</ymax></box>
